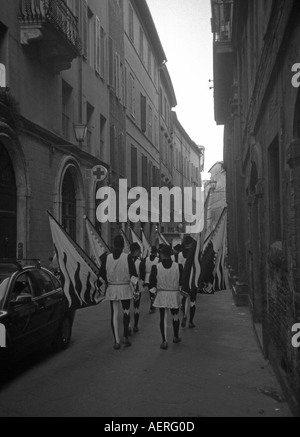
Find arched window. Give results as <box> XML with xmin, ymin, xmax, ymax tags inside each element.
<box><xmin>62</xmin><ymin>169</ymin><xmax>76</xmax><ymax>241</ymax></box>
<box><xmin>0</xmin><ymin>142</ymin><xmax>17</xmax><ymax>258</ymax></box>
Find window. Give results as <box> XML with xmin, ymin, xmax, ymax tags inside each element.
<box><xmin>115</xmin><ymin>53</ymin><xmax>121</xmax><ymax>99</ymax></box>
<box><xmin>62</xmin><ymin>169</ymin><xmax>76</xmax><ymax>241</ymax></box>
<box><xmin>86</xmin><ymin>102</ymin><xmax>94</xmax><ymax>152</ymax></box>
<box><xmin>62</xmin><ymin>81</ymin><xmax>72</xmax><ymax>141</ymax></box>
<box><xmin>131</xmin><ymin>146</ymin><xmax>138</xmax><ymax>187</ymax></box>
<box><xmin>141</xmin><ymin>94</ymin><xmax>147</xmax><ymax>133</ymax></box>
<box><xmin>139</xmin><ymin>27</ymin><xmax>144</xmax><ymax>62</ymax></box>
<box><xmin>81</xmin><ymin>0</ymin><xmax>88</xmax><ymax>59</ymax></box>
<box><xmin>110</xmin><ymin>125</ymin><xmax>117</xmax><ymax>173</ymax></box>
<box><xmin>268</xmin><ymin>137</ymin><xmax>282</xmax><ymax>242</ymax></box>
<box><xmin>148</xmin><ymin>106</ymin><xmax>153</xmax><ymax>142</ymax></box>
<box><xmin>11</xmin><ymin>273</ymin><xmax>34</xmax><ymax>301</ymax></box>
<box><xmin>95</xmin><ymin>16</ymin><xmax>101</xmax><ymax>74</ymax></box>
<box><xmin>154</xmin><ymin>115</ymin><xmax>158</xmax><ymax>147</ymax></box>
<box><xmin>119</xmin><ymin>133</ymin><xmax>126</xmax><ymax>177</ymax></box>
<box><xmin>148</xmin><ymin>43</ymin><xmax>152</xmax><ymax>77</ymax></box>
<box><xmin>121</xmin><ymin>63</ymin><xmax>126</xmax><ymax>106</ymax></box>
<box><xmin>108</xmin><ymin>37</ymin><xmax>114</xmax><ymax>88</ymax></box>
<box><xmin>142</xmin><ymin>155</ymin><xmax>148</xmax><ymax>190</ymax></box>
<box><xmin>129</xmin><ymin>74</ymin><xmax>136</xmax><ymax>118</ymax></box>
<box><xmin>87</xmin><ymin>7</ymin><xmax>94</xmax><ymax>68</ymax></box>
<box><xmin>30</xmin><ymin>270</ymin><xmax>55</xmax><ymax>296</ymax></box>
<box><xmin>100</xmin><ymin>26</ymin><xmax>106</xmax><ymax>79</ymax></box>
<box><xmin>129</xmin><ymin>4</ymin><xmax>134</xmax><ymax>42</ymax></box>
<box><xmin>100</xmin><ymin>115</ymin><xmax>106</xmax><ymax>160</ymax></box>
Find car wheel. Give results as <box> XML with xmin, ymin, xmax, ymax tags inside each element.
<box><xmin>53</xmin><ymin>316</ymin><xmax>72</xmax><ymax>351</ymax></box>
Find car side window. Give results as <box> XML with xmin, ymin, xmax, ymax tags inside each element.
<box><xmin>11</xmin><ymin>273</ymin><xmax>34</xmax><ymax>302</ymax></box>
<box><xmin>30</xmin><ymin>270</ymin><xmax>55</xmax><ymax>297</ymax></box>
<box><xmin>50</xmin><ymin>275</ymin><xmax>61</xmax><ymax>290</ymax></box>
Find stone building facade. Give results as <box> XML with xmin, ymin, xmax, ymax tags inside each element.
<box><xmin>211</xmin><ymin>0</ymin><xmax>300</xmax><ymax>411</ymax></box>
<box><xmin>0</xmin><ymin>0</ymin><xmax>204</xmax><ymax>269</ymax></box>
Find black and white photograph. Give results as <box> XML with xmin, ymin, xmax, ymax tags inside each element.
<box><xmin>0</xmin><ymin>0</ymin><xmax>299</xmax><ymax>420</ymax></box>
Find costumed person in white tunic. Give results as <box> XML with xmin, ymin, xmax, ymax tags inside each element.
<box><xmin>149</xmin><ymin>245</ymin><xmax>184</xmax><ymax>350</ymax></box>
<box><xmin>140</xmin><ymin>246</ymin><xmax>159</xmax><ymax>314</ymax></box>
<box><xmin>179</xmin><ymin>236</ymin><xmax>198</xmax><ymax>329</ymax></box>
<box><xmin>129</xmin><ymin>242</ymin><xmax>143</xmax><ymax>333</ymax></box>
<box><xmin>99</xmin><ymin>235</ymin><xmax>138</xmax><ymax>350</ymax></box>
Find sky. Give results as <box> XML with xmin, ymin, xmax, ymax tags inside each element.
<box><xmin>146</xmin><ymin>0</ymin><xmax>224</xmax><ymax>176</ymax></box>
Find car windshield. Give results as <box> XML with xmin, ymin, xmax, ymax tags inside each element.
<box><xmin>0</xmin><ymin>277</ymin><xmax>9</xmax><ymax>309</ymax></box>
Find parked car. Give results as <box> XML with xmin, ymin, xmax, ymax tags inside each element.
<box><xmin>0</xmin><ymin>260</ymin><xmax>75</xmax><ymax>369</ymax></box>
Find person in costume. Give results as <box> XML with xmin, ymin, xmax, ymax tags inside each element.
<box><xmin>149</xmin><ymin>245</ymin><xmax>183</xmax><ymax>350</ymax></box>
<box><xmin>179</xmin><ymin>236</ymin><xmax>198</xmax><ymax>329</ymax></box>
<box><xmin>140</xmin><ymin>246</ymin><xmax>159</xmax><ymax>314</ymax></box>
<box><xmin>99</xmin><ymin>235</ymin><xmax>138</xmax><ymax>350</ymax></box>
<box><xmin>129</xmin><ymin>242</ymin><xmax>143</xmax><ymax>333</ymax></box>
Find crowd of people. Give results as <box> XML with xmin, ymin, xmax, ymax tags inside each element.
<box><xmin>98</xmin><ymin>235</ymin><xmax>198</xmax><ymax>351</ymax></box>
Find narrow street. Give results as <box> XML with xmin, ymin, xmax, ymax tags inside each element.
<box><xmin>0</xmin><ymin>290</ymin><xmax>292</xmax><ymax>417</ymax></box>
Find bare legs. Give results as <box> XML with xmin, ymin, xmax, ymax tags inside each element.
<box><xmin>159</xmin><ymin>308</ymin><xmax>181</xmax><ymax>349</ymax></box>
<box><xmin>110</xmin><ymin>299</ymin><xmax>131</xmax><ymax>349</ymax></box>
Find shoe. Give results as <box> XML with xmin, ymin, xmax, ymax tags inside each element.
<box><xmin>123</xmin><ymin>338</ymin><xmax>132</xmax><ymax>347</ymax></box>
<box><xmin>133</xmin><ymin>326</ymin><xmax>139</xmax><ymax>333</ymax></box>
<box><xmin>181</xmin><ymin>317</ymin><xmax>187</xmax><ymax>328</ymax></box>
<box><xmin>173</xmin><ymin>337</ymin><xmax>182</xmax><ymax>344</ymax></box>
<box><xmin>160</xmin><ymin>342</ymin><xmax>168</xmax><ymax>350</ymax></box>
<box><xmin>114</xmin><ymin>343</ymin><xmax>121</xmax><ymax>350</ymax></box>
<box><xmin>189</xmin><ymin>322</ymin><xmax>196</xmax><ymax>329</ymax></box>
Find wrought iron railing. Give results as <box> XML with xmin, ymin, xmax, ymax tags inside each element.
<box><xmin>19</xmin><ymin>0</ymin><xmax>81</xmax><ymax>53</ymax></box>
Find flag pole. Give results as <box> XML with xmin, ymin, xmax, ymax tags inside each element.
<box><xmin>84</xmin><ymin>214</ymin><xmax>111</xmax><ymax>253</ymax></box>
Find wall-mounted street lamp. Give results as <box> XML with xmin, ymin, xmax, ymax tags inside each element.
<box><xmin>74</xmin><ymin>123</ymin><xmax>87</xmax><ymax>148</ymax></box>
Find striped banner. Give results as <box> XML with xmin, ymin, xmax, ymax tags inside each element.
<box><xmin>48</xmin><ymin>212</ymin><xmax>105</xmax><ymax>310</ymax></box>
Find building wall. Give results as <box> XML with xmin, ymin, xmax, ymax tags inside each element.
<box><xmin>212</xmin><ymin>0</ymin><xmax>300</xmax><ymax>410</ymax></box>
<box><xmin>123</xmin><ymin>0</ymin><xmax>162</xmax><ymax>244</ymax></box>
<box><xmin>0</xmin><ymin>0</ymin><xmax>204</xmax><ymax>268</ymax></box>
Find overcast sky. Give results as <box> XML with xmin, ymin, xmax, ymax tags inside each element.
<box><xmin>146</xmin><ymin>0</ymin><xmax>224</xmax><ymax>176</ymax></box>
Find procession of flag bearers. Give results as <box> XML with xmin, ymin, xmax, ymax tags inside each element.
<box><xmin>48</xmin><ymin>210</ymin><xmax>228</xmax><ymax>351</ymax></box>
<box><xmin>98</xmin><ymin>234</ymin><xmax>196</xmax><ymax>350</ymax></box>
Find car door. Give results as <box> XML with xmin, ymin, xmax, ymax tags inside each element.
<box><xmin>29</xmin><ymin>269</ymin><xmax>64</xmax><ymax>343</ymax></box>
<box><xmin>6</xmin><ymin>272</ymin><xmax>38</xmax><ymax>356</ymax></box>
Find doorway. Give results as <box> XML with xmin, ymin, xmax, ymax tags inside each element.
<box><xmin>0</xmin><ymin>142</ymin><xmax>17</xmax><ymax>258</ymax></box>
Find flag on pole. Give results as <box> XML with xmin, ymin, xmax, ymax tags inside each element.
<box><xmin>157</xmin><ymin>231</ymin><xmax>170</xmax><ymax>246</ymax></box>
<box><xmin>199</xmin><ymin>208</ymin><xmax>228</xmax><ymax>293</ymax></box>
<box><xmin>120</xmin><ymin>228</ymin><xmax>131</xmax><ymax>254</ymax></box>
<box><xmin>84</xmin><ymin>215</ymin><xmax>110</xmax><ymax>267</ymax></box>
<box><xmin>182</xmin><ymin>191</ymin><xmax>207</xmax><ymax>292</ymax></box>
<box><xmin>48</xmin><ymin>211</ymin><xmax>105</xmax><ymax>311</ymax></box>
<box><xmin>142</xmin><ymin>231</ymin><xmax>152</xmax><ymax>258</ymax></box>
<box><xmin>130</xmin><ymin>228</ymin><xmax>144</xmax><ymax>256</ymax></box>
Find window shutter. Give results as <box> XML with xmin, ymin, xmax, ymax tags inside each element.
<box><xmin>142</xmin><ymin>155</ymin><xmax>148</xmax><ymax>190</ymax></box>
<box><xmin>81</xmin><ymin>0</ymin><xmax>88</xmax><ymax>59</ymax></box>
<box><xmin>141</xmin><ymin>94</ymin><xmax>147</xmax><ymax>133</ymax></box>
<box><xmin>108</xmin><ymin>37</ymin><xmax>114</xmax><ymax>88</ymax></box>
<box><xmin>131</xmin><ymin>146</ymin><xmax>138</xmax><ymax>187</ymax></box>
<box><xmin>95</xmin><ymin>16</ymin><xmax>101</xmax><ymax>74</ymax></box>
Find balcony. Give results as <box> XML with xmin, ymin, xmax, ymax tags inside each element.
<box><xmin>19</xmin><ymin>0</ymin><xmax>81</xmax><ymax>73</ymax></box>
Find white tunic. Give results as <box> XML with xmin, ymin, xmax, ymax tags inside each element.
<box><xmin>153</xmin><ymin>262</ymin><xmax>181</xmax><ymax>309</ymax></box>
<box><xmin>106</xmin><ymin>253</ymin><xmax>133</xmax><ymax>301</ymax></box>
